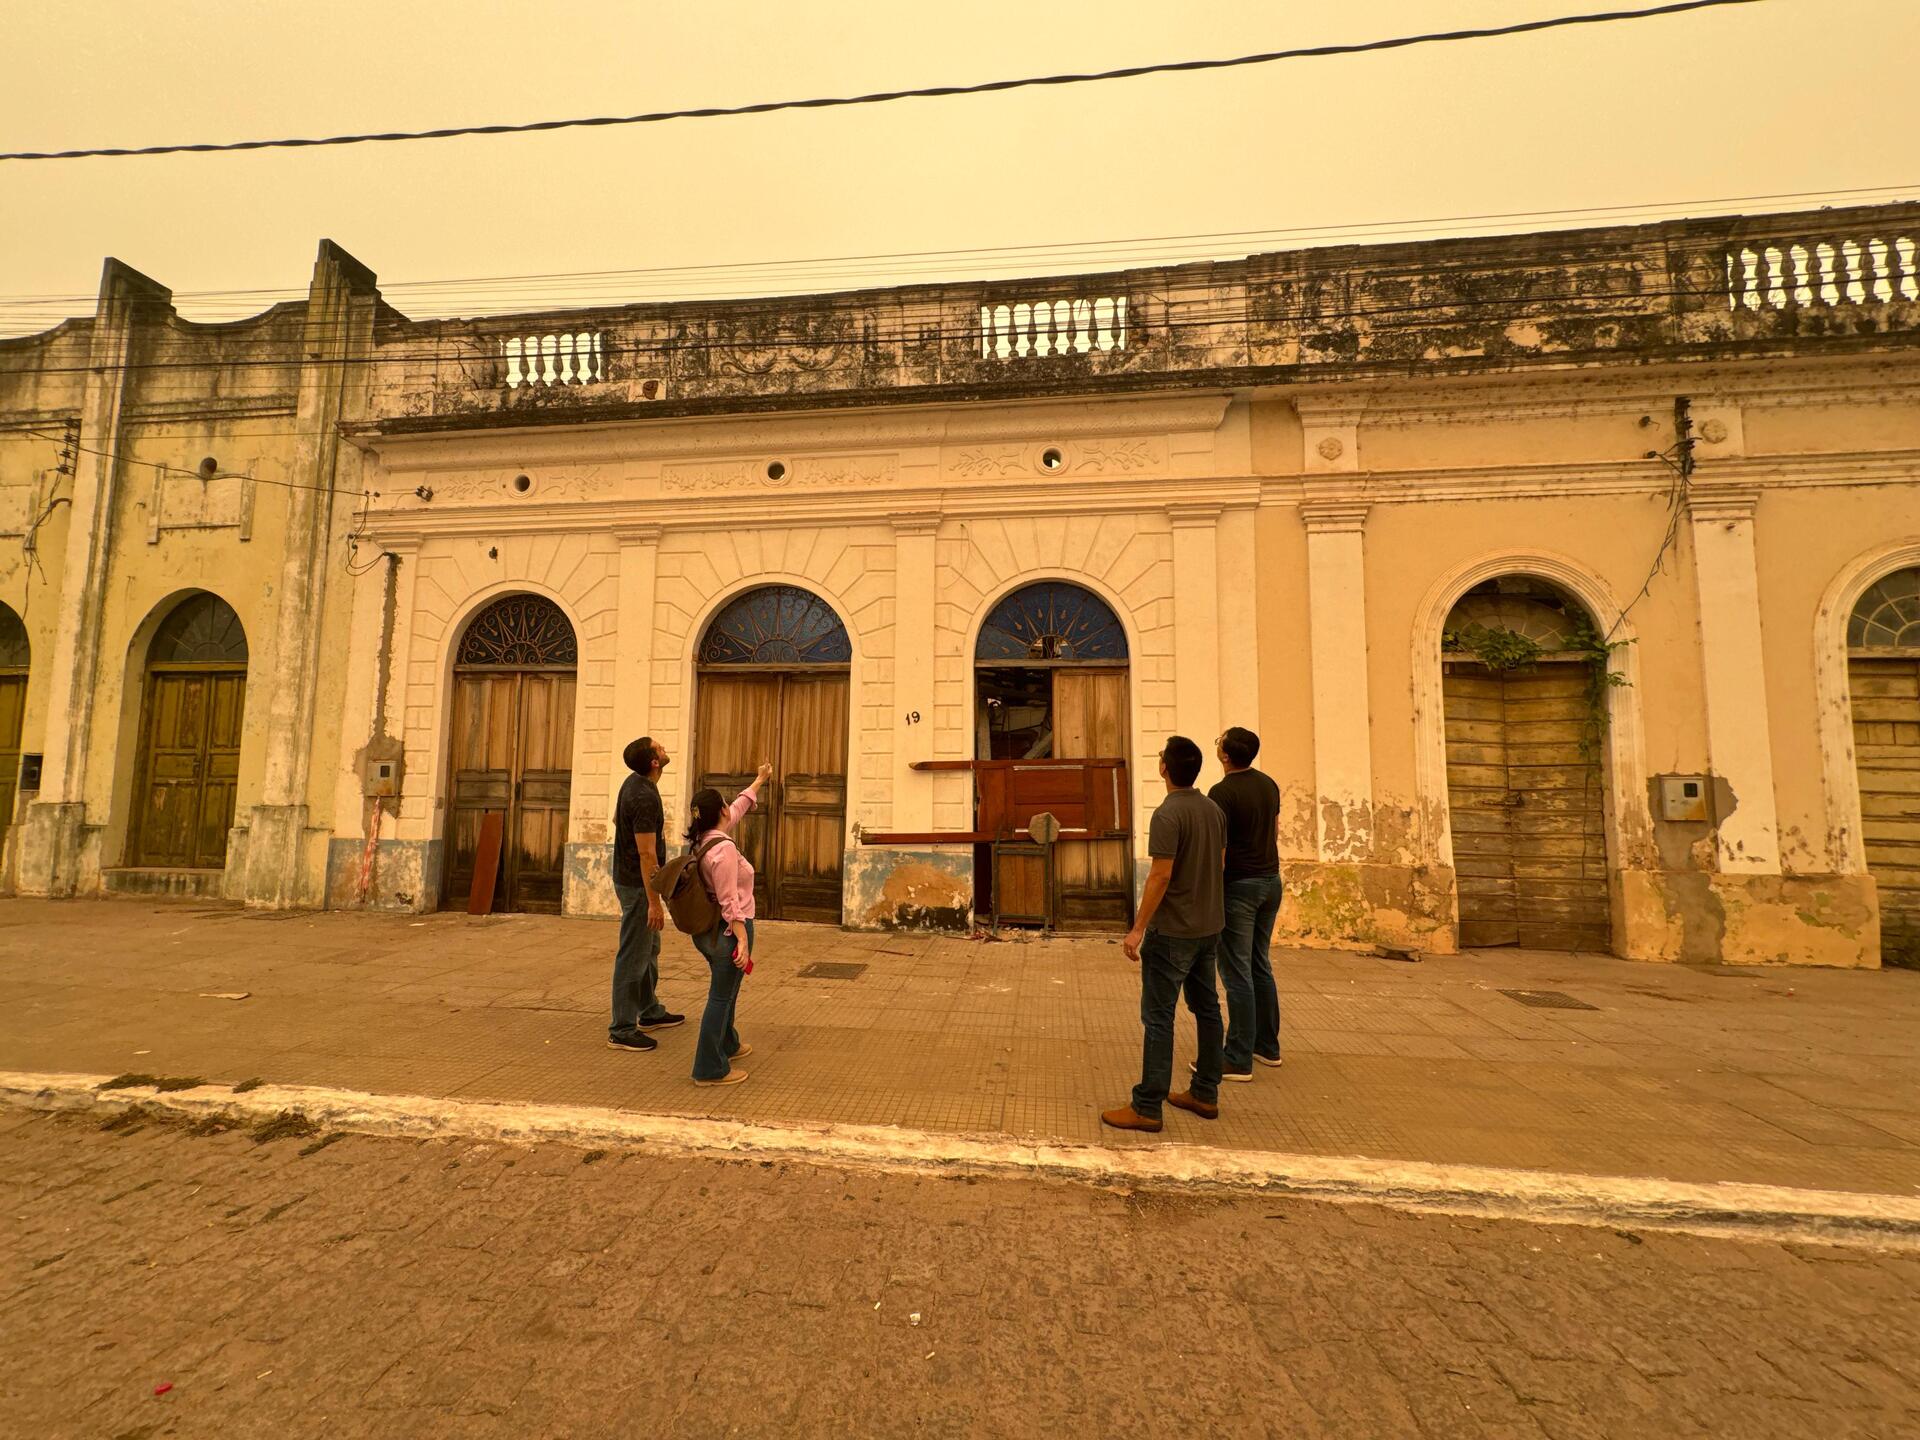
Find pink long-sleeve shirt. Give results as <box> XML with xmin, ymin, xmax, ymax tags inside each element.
<box><xmin>697</xmin><ymin>791</ymin><xmax>757</xmax><ymax>924</ymax></box>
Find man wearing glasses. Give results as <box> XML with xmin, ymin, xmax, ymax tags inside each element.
<box><xmin>1102</xmin><ymin>735</ymin><xmax>1227</xmax><ymax>1134</ymax></box>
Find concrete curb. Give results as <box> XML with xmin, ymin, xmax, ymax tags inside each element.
<box><xmin>8</xmin><ymin>1069</ymin><xmax>1920</xmax><ymax>1250</ymax></box>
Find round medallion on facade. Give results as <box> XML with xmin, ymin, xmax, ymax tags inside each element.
<box><xmin>1316</xmin><ymin>436</ymin><xmax>1345</xmax><ymax>461</ymax></box>
<box><xmin>1700</xmin><ymin>419</ymin><xmax>1730</xmax><ymax>444</ymax></box>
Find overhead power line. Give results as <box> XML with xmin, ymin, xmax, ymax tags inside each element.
<box><xmin>0</xmin><ymin>0</ymin><xmax>1764</xmax><ymax>164</ymax></box>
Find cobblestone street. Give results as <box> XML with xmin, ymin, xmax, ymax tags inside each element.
<box><xmin>7</xmin><ymin>1105</ymin><xmax>1920</xmax><ymax>1439</ymax></box>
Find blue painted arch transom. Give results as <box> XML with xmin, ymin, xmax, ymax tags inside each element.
<box><xmin>976</xmin><ymin>582</ymin><xmax>1128</xmax><ymax>663</ymax></box>
<box><xmin>699</xmin><ymin>585</ymin><xmax>852</xmax><ymax>665</ymax></box>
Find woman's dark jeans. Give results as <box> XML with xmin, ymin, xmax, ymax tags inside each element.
<box><xmin>691</xmin><ymin>919</ymin><xmax>751</xmax><ymax>1080</ymax></box>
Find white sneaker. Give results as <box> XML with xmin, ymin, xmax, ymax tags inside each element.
<box><xmin>1190</xmin><ymin>1061</ymin><xmax>1253</xmax><ymax>1083</ymax></box>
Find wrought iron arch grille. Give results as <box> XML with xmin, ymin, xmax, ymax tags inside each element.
<box><xmin>0</xmin><ymin>603</ymin><xmax>27</xmax><ymax>670</ymax></box>
<box><xmin>1849</xmin><ymin>568</ymin><xmax>1920</xmax><ymax>651</ymax></box>
<box><xmin>457</xmin><ymin>595</ymin><xmax>579</xmax><ymax>668</ymax></box>
<box><xmin>149</xmin><ymin>594</ymin><xmax>249</xmax><ymax>666</ymax></box>
<box><xmin>976</xmin><ymin>582</ymin><xmax>1128</xmax><ymax>663</ymax></box>
<box><xmin>699</xmin><ymin>586</ymin><xmax>851</xmax><ymax>666</ymax></box>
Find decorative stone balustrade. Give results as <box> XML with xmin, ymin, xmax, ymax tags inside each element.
<box><xmin>979</xmin><ymin>296</ymin><xmax>1128</xmax><ymax>360</ymax></box>
<box><xmin>501</xmin><ymin>331</ymin><xmax>606</xmax><ymax>388</ymax></box>
<box><xmin>1727</xmin><ymin>231</ymin><xmax>1920</xmax><ymax>311</ymax></box>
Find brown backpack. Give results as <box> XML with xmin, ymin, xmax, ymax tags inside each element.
<box><xmin>649</xmin><ymin>833</ymin><xmax>732</xmax><ymax>935</ymax></box>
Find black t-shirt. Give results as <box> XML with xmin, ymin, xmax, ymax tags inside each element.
<box><xmin>612</xmin><ymin>773</ymin><xmax>666</xmax><ymax>888</ymax></box>
<box><xmin>1207</xmin><ymin>768</ymin><xmax>1280</xmax><ymax>884</ymax></box>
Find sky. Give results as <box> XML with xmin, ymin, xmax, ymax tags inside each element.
<box><xmin>1</xmin><ymin>0</ymin><xmax>1915</xmax><ymax>334</ymax></box>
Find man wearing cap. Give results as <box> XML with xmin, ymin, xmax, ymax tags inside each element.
<box><xmin>607</xmin><ymin>736</ymin><xmax>684</xmax><ymax>1051</ymax></box>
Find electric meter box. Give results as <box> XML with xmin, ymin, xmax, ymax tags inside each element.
<box><xmin>364</xmin><ymin>754</ymin><xmax>404</xmax><ymax>798</ymax></box>
<box><xmin>1658</xmin><ymin>775</ymin><xmax>1710</xmax><ymax>823</ymax></box>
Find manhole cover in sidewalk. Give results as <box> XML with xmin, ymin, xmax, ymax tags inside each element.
<box><xmin>1499</xmin><ymin>989</ymin><xmax>1600</xmax><ymax>1011</ymax></box>
<box><xmin>797</xmin><ymin>962</ymin><xmax>869</xmax><ymax>981</ymax></box>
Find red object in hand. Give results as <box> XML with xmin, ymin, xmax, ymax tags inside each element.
<box><xmin>743</xmin><ymin>956</ymin><xmax>753</xmax><ymax>974</ymax></box>
<box><xmin>154</xmin><ymin>1383</ymin><xmax>173</xmax><ymax>1396</ymax></box>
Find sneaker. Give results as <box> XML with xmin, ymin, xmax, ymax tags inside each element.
<box><xmin>1254</xmin><ymin>1052</ymin><xmax>1284</xmax><ymax>1068</ymax></box>
<box><xmin>730</xmin><ymin>1042</ymin><xmax>753</xmax><ymax>1060</ymax></box>
<box><xmin>639</xmin><ymin>1012</ymin><xmax>685</xmax><ymax>1032</ymax></box>
<box><xmin>1100</xmin><ymin>1105</ymin><xmax>1163</xmax><ymax>1133</ymax></box>
<box><xmin>607</xmin><ymin>1032</ymin><xmax>658</xmax><ymax>1052</ymax></box>
<box><xmin>693</xmin><ymin>1069</ymin><xmax>749</xmax><ymax>1087</ymax></box>
<box><xmin>1191</xmin><ymin>1061</ymin><xmax>1253</xmax><ymax>1083</ymax></box>
<box><xmin>1168</xmin><ymin>1090</ymin><xmax>1219</xmax><ymax>1120</ymax></box>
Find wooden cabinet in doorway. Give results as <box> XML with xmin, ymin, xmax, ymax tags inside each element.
<box><xmin>445</xmin><ymin>671</ymin><xmax>575</xmax><ymax>913</ymax></box>
<box><xmin>130</xmin><ymin>670</ymin><xmax>247</xmax><ymax>869</ymax></box>
<box><xmin>695</xmin><ymin>671</ymin><xmax>849</xmax><ymax>923</ymax></box>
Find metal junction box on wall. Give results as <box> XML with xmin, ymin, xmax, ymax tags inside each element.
<box><xmin>1658</xmin><ymin>774</ymin><xmax>1711</xmax><ymax>823</ymax></box>
<box><xmin>363</xmin><ymin>754</ymin><xmax>404</xmax><ymax>798</ymax></box>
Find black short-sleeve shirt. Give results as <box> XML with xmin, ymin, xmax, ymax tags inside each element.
<box><xmin>1208</xmin><ymin>768</ymin><xmax>1280</xmax><ymax>884</ymax></box>
<box><xmin>612</xmin><ymin>773</ymin><xmax>666</xmax><ymax>888</ymax></box>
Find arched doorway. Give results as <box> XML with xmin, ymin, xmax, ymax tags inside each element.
<box><xmin>128</xmin><ymin>593</ymin><xmax>249</xmax><ymax>869</ymax></box>
<box><xmin>0</xmin><ymin>604</ymin><xmax>28</xmax><ymax>827</ymax></box>
<box><xmin>974</xmin><ymin>581</ymin><xmax>1132</xmax><ymax>930</ymax></box>
<box><xmin>1441</xmin><ymin>577</ymin><xmax>1612</xmax><ymax>951</ymax></box>
<box><xmin>444</xmin><ymin>593</ymin><xmax>577</xmax><ymax>913</ymax></box>
<box><xmin>1847</xmin><ymin>567</ymin><xmax>1920</xmax><ymax>966</ymax></box>
<box><xmin>693</xmin><ymin>585</ymin><xmax>851</xmax><ymax>923</ymax></box>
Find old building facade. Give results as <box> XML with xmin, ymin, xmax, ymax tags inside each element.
<box><xmin>3</xmin><ymin>205</ymin><xmax>1917</xmax><ymax>966</ymax></box>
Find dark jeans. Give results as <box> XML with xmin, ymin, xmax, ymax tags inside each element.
<box><xmin>1131</xmin><ymin>929</ymin><xmax>1224</xmax><ymax>1119</ymax></box>
<box><xmin>691</xmin><ymin>919</ymin><xmax>751</xmax><ymax>1080</ymax></box>
<box><xmin>1220</xmin><ymin>874</ymin><xmax>1284</xmax><ymax>1068</ymax></box>
<box><xmin>609</xmin><ymin>882</ymin><xmax>669</xmax><ymax>1040</ymax></box>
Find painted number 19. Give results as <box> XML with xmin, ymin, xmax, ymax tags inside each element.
<box><xmin>904</xmin><ymin>710</ymin><xmax>921</xmax><ymax>724</ymax></box>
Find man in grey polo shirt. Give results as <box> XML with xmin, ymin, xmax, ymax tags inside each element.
<box><xmin>1102</xmin><ymin>734</ymin><xmax>1227</xmax><ymax>1134</ymax></box>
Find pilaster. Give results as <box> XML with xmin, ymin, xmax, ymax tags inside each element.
<box><xmin>891</xmin><ymin>513</ymin><xmax>940</xmax><ymax>831</ymax></box>
<box><xmin>1687</xmin><ymin>486</ymin><xmax>1782</xmax><ymax>871</ymax></box>
<box><xmin>1301</xmin><ymin>500</ymin><xmax>1373</xmax><ymax>861</ymax></box>
<box><xmin>244</xmin><ymin>241</ymin><xmax>380</xmax><ymax>907</ymax></box>
<box><xmin>1168</xmin><ymin>505</ymin><xmax>1222</xmax><ymax>762</ymax></box>
<box><xmin>607</xmin><ymin>523</ymin><xmax>662</xmax><ymax>831</ymax></box>
<box><xmin>17</xmin><ymin>258</ymin><xmax>172</xmax><ymax>897</ymax></box>
<box><xmin>1215</xmin><ymin>503</ymin><xmax>1261</xmax><ymax>745</ymax></box>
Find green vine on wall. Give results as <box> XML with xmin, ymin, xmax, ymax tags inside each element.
<box><xmin>1443</xmin><ymin>619</ymin><xmax>1629</xmax><ymax>758</ymax></box>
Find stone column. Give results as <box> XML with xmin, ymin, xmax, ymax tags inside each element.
<box><xmin>890</xmin><ymin>513</ymin><xmax>940</xmax><ymax>832</ymax></box>
<box><xmin>1687</xmin><ymin>487</ymin><xmax>1782</xmax><ymax>871</ymax></box>
<box><xmin>243</xmin><ymin>241</ymin><xmax>380</xmax><ymax>908</ymax></box>
<box><xmin>606</xmin><ymin>524</ymin><xmax>662</xmax><ymax>832</ymax></box>
<box><xmin>1168</xmin><ymin>506</ymin><xmax>1223</xmax><ymax>762</ymax></box>
<box><xmin>1301</xmin><ymin>501</ymin><xmax>1373</xmax><ymax>861</ymax></box>
<box><xmin>17</xmin><ymin>259</ymin><xmax>172</xmax><ymax>897</ymax></box>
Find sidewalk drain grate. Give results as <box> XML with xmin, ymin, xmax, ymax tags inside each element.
<box><xmin>1499</xmin><ymin>989</ymin><xmax>1599</xmax><ymax>1011</ymax></box>
<box><xmin>798</xmin><ymin>962</ymin><xmax>869</xmax><ymax>981</ymax></box>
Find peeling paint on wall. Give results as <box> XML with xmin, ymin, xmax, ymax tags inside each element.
<box><xmin>846</xmin><ymin>848</ymin><xmax>971</xmax><ymax>931</ymax></box>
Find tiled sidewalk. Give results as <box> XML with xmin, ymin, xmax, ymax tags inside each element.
<box><xmin>7</xmin><ymin>898</ymin><xmax>1919</xmax><ymax>1194</ymax></box>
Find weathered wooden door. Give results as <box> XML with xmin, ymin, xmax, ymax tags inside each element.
<box><xmin>131</xmin><ymin>670</ymin><xmax>247</xmax><ymax>869</ymax></box>
<box><xmin>1851</xmin><ymin>656</ymin><xmax>1920</xmax><ymax>966</ymax></box>
<box><xmin>1444</xmin><ymin>659</ymin><xmax>1610</xmax><ymax>951</ymax></box>
<box><xmin>1050</xmin><ymin>668</ymin><xmax>1132</xmax><ymax>929</ymax></box>
<box><xmin>0</xmin><ymin>673</ymin><xmax>25</xmax><ymax>827</ymax></box>
<box><xmin>445</xmin><ymin>671</ymin><xmax>576</xmax><ymax>913</ymax></box>
<box><xmin>694</xmin><ymin>671</ymin><xmax>848</xmax><ymax>922</ymax></box>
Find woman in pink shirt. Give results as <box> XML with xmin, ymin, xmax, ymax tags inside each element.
<box><xmin>685</xmin><ymin>761</ymin><xmax>770</xmax><ymax>1086</ymax></box>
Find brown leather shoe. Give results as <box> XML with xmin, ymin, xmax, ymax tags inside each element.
<box><xmin>1100</xmin><ymin>1105</ymin><xmax>1163</xmax><ymax>1133</ymax></box>
<box><xmin>1168</xmin><ymin>1090</ymin><xmax>1219</xmax><ymax>1120</ymax></box>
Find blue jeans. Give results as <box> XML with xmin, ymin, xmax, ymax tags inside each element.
<box><xmin>691</xmin><ymin>920</ymin><xmax>751</xmax><ymax>1081</ymax></box>
<box><xmin>609</xmin><ymin>882</ymin><xmax>668</xmax><ymax>1040</ymax></box>
<box><xmin>1131</xmin><ymin>930</ymin><xmax>1224</xmax><ymax>1120</ymax></box>
<box><xmin>1220</xmin><ymin>874</ymin><xmax>1284</xmax><ymax>1068</ymax></box>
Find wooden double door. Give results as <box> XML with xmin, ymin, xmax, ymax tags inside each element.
<box><xmin>979</xmin><ymin>666</ymin><xmax>1132</xmax><ymax>930</ymax></box>
<box><xmin>695</xmin><ymin>671</ymin><xmax>848</xmax><ymax>923</ymax></box>
<box><xmin>1851</xmin><ymin>655</ymin><xmax>1920</xmax><ymax>966</ymax></box>
<box><xmin>445</xmin><ymin>670</ymin><xmax>575</xmax><ymax>913</ymax></box>
<box><xmin>1443</xmin><ymin>659</ymin><xmax>1611</xmax><ymax>951</ymax></box>
<box><xmin>130</xmin><ymin>669</ymin><xmax>247</xmax><ymax>869</ymax></box>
